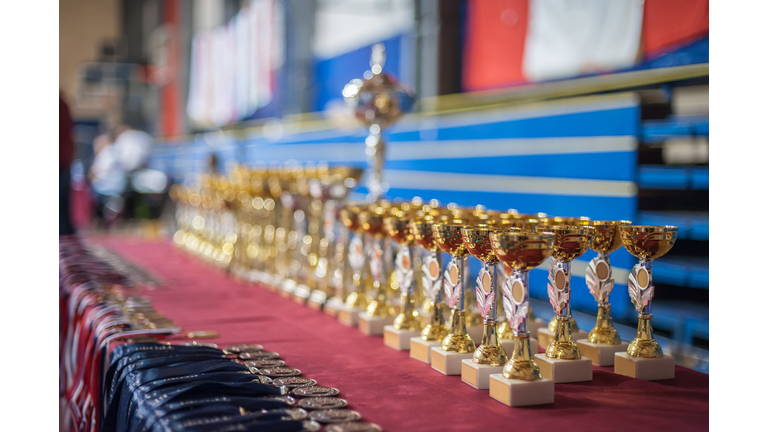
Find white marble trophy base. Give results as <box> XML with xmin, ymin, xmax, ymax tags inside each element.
<box><xmin>537</xmin><ymin>328</ymin><xmax>589</xmax><ymax>351</ymax></box>
<box><xmin>278</xmin><ymin>279</ymin><xmax>296</xmax><ymax>299</ymax></box>
<box><xmin>358</xmin><ymin>313</ymin><xmax>394</xmax><ymax>336</ymax></box>
<box><xmin>337</xmin><ymin>305</ymin><xmax>363</xmax><ymax>327</ymax></box>
<box><xmin>306</xmin><ymin>291</ymin><xmax>327</xmax><ymax>311</ymax></box>
<box><xmin>466</xmin><ymin>325</ymin><xmax>484</xmax><ymax>345</ymax></box>
<box><xmin>614</xmin><ymin>352</ymin><xmax>675</xmax><ymax>380</ymax></box>
<box><xmin>383</xmin><ymin>326</ymin><xmax>420</xmax><ymax>351</ymax></box>
<box><xmin>489</xmin><ymin>374</ymin><xmax>555</xmax><ymax>407</ymax></box>
<box><xmin>292</xmin><ymin>285</ymin><xmax>311</xmax><ymax>305</ymax></box>
<box><xmin>431</xmin><ymin>347</ymin><xmax>473</xmax><ymax>375</ymax></box>
<box><xmin>323</xmin><ymin>297</ymin><xmax>344</xmax><ymax>318</ymax></box>
<box><xmin>499</xmin><ymin>338</ymin><xmax>538</xmax><ymax>357</ymax></box>
<box><xmin>576</xmin><ymin>340</ymin><xmax>629</xmax><ymax>366</ymax></box>
<box><xmin>461</xmin><ymin>360</ymin><xmax>504</xmax><ymax>390</ymax></box>
<box><xmin>410</xmin><ymin>337</ymin><xmax>442</xmax><ymax>363</ymax></box>
<box><xmin>261</xmin><ymin>273</ymin><xmax>279</xmax><ymax>291</ymax></box>
<box><xmin>533</xmin><ymin>354</ymin><xmax>593</xmax><ymax>383</ymax></box>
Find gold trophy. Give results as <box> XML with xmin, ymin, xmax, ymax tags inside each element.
<box><xmin>488</xmin><ymin>230</ymin><xmax>555</xmax><ymax>406</ymax></box>
<box><xmin>532</xmin><ymin>226</ymin><xmax>595</xmax><ymax>383</ymax></box>
<box><xmin>459</xmin><ymin>225</ymin><xmax>509</xmax><ymax>389</ymax></box>
<box><xmin>614</xmin><ymin>225</ymin><xmax>678</xmax><ymax>380</ymax></box>
<box><xmin>408</xmin><ymin>215</ymin><xmax>450</xmax><ymax>363</ymax></box>
<box><xmin>575</xmin><ymin>221</ymin><xmax>632</xmax><ymax>366</ymax></box>
<box><xmin>537</xmin><ymin>218</ymin><xmax>591</xmax><ymax>349</ymax></box>
<box><xmin>358</xmin><ymin>206</ymin><xmax>395</xmax><ymax>335</ymax></box>
<box><xmin>383</xmin><ymin>211</ymin><xmax>424</xmax><ymax>350</ymax></box>
<box><xmin>430</xmin><ymin>221</ymin><xmax>476</xmax><ymax>375</ymax></box>
<box><xmin>343</xmin><ymin>43</ymin><xmax>414</xmax><ymax>202</ymax></box>
<box><xmin>307</xmin><ymin>167</ymin><xmax>363</xmax><ymax>311</ymax></box>
<box><xmin>337</xmin><ymin>205</ymin><xmax>369</xmax><ymax>327</ymax></box>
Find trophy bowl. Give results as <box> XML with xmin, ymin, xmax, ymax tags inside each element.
<box><xmin>412</xmin><ymin>218</ymin><xmax>438</xmax><ymax>252</ymax></box>
<box><xmin>385</xmin><ymin>214</ymin><xmax>415</xmax><ymax>246</ymax></box>
<box><xmin>460</xmin><ymin>226</ymin><xmax>500</xmax><ymax>265</ymax></box>
<box><xmin>591</xmin><ymin>221</ymin><xmax>632</xmax><ymax>255</ymax></box>
<box><xmin>433</xmin><ymin>223</ymin><xmax>470</xmax><ymax>258</ymax></box>
<box><xmin>535</xmin><ymin>225</ymin><xmax>593</xmax><ymax>262</ymax></box>
<box><xmin>340</xmin><ymin>205</ymin><xmax>362</xmax><ymax>233</ymax></box>
<box><xmin>359</xmin><ymin>208</ymin><xmax>385</xmax><ymax>238</ymax></box>
<box><xmin>490</xmin><ymin>230</ymin><xmax>553</xmax><ymax>271</ymax></box>
<box><xmin>619</xmin><ymin>225</ymin><xmax>678</xmax><ymax>261</ymax></box>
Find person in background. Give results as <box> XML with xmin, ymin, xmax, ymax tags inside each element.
<box><xmin>59</xmin><ymin>93</ymin><xmax>76</xmax><ymax>235</ymax></box>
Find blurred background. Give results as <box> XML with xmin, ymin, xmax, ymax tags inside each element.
<box><xmin>60</xmin><ymin>0</ymin><xmax>708</xmax><ymax>371</ymax></box>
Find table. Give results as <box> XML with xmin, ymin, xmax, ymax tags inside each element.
<box><xmin>99</xmin><ymin>237</ymin><xmax>709</xmax><ymax>431</ymax></box>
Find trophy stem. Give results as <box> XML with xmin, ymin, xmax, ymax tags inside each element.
<box><xmin>503</xmin><ymin>270</ymin><xmax>541</xmax><ymax>380</ymax></box>
<box><xmin>393</xmin><ymin>245</ymin><xmax>421</xmax><ymax>331</ymax></box>
<box><xmin>547</xmin><ymin>260</ymin><xmax>580</xmax><ymax>333</ymax></box>
<box><xmin>442</xmin><ymin>256</ymin><xmax>475</xmax><ymax>353</ymax></box>
<box><xmin>421</xmin><ymin>252</ymin><xmax>448</xmax><ymax>341</ymax></box>
<box><xmin>421</xmin><ymin>302</ymin><xmax>448</xmax><ymax>341</ymax></box>
<box><xmin>627</xmin><ymin>313</ymin><xmax>663</xmax><ymax>358</ymax></box>
<box><xmin>546</xmin><ymin>316</ymin><xmax>582</xmax><ymax>360</ymax></box>
<box><xmin>345</xmin><ymin>233</ymin><xmax>369</xmax><ymax>308</ymax></box>
<box><xmin>365</xmin><ymin>237</ymin><xmax>391</xmax><ymax>317</ymax></box>
<box><xmin>588</xmin><ymin>303</ymin><xmax>621</xmax><ymax>345</ymax></box>
<box><xmin>546</xmin><ymin>261</ymin><xmax>581</xmax><ymax>359</ymax></box>
<box><xmin>366</xmin><ymin>126</ymin><xmax>386</xmax><ymax>201</ymax></box>
<box><xmin>473</xmin><ymin>262</ymin><xmax>506</xmax><ymax>366</ymax></box>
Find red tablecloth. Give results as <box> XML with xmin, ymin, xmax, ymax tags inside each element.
<box><xmin>99</xmin><ymin>237</ymin><xmax>709</xmax><ymax>431</ymax></box>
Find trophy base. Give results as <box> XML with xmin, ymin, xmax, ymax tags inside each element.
<box><xmin>489</xmin><ymin>374</ymin><xmax>554</xmax><ymax>407</ymax></box>
<box><xmin>358</xmin><ymin>313</ymin><xmax>394</xmax><ymax>336</ymax></box>
<box><xmin>576</xmin><ymin>339</ymin><xmax>629</xmax><ymax>366</ymax></box>
<box><xmin>323</xmin><ymin>297</ymin><xmax>344</xmax><ymax>318</ymax></box>
<box><xmin>292</xmin><ymin>285</ymin><xmax>311</xmax><ymax>305</ymax></box>
<box><xmin>499</xmin><ymin>338</ymin><xmax>538</xmax><ymax>357</ymax></box>
<box><xmin>461</xmin><ymin>359</ymin><xmax>504</xmax><ymax>390</ymax></box>
<box><xmin>268</xmin><ymin>274</ymin><xmax>285</xmax><ymax>291</ymax></box>
<box><xmin>614</xmin><ymin>352</ymin><xmax>675</xmax><ymax>380</ymax></box>
<box><xmin>467</xmin><ymin>325</ymin><xmax>484</xmax><ymax>345</ymax></box>
<box><xmin>431</xmin><ymin>347</ymin><xmax>474</xmax><ymax>375</ymax></box>
<box><xmin>533</xmin><ymin>353</ymin><xmax>593</xmax><ymax>383</ymax></box>
<box><xmin>383</xmin><ymin>326</ymin><xmax>420</xmax><ymax>351</ymax></box>
<box><xmin>278</xmin><ymin>279</ymin><xmax>296</xmax><ymax>299</ymax></box>
<box><xmin>537</xmin><ymin>328</ymin><xmax>588</xmax><ymax>351</ymax></box>
<box><xmin>337</xmin><ymin>306</ymin><xmax>363</xmax><ymax>327</ymax></box>
<box><xmin>410</xmin><ymin>337</ymin><xmax>442</xmax><ymax>363</ymax></box>
<box><xmin>306</xmin><ymin>291</ymin><xmax>327</xmax><ymax>311</ymax></box>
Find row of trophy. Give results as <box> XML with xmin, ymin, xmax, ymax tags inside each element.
<box><xmin>170</xmin><ymin>179</ymin><xmax>678</xmax><ymax>406</ymax></box>
<box><xmin>169</xmin><ymin>43</ymin><xmax>678</xmax><ymax>408</ymax></box>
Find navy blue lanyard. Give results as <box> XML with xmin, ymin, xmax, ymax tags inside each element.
<box><xmin>125</xmin><ymin>372</ymin><xmax>258</xmax><ymax>430</ymax></box>
<box><xmin>140</xmin><ymin>396</ymin><xmax>291</xmax><ymax>432</ymax></box>
<box><xmin>122</xmin><ymin>381</ymin><xmax>283</xmax><ymax>432</ymax></box>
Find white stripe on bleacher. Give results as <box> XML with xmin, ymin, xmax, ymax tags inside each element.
<box><xmin>228</xmin><ymin>136</ymin><xmax>635</xmax><ymax>163</ymax></box>
<box><xmin>382</xmin><ymin>170</ymin><xmax>637</xmax><ymax>198</ymax></box>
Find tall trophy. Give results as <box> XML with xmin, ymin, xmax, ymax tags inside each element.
<box><xmin>383</xmin><ymin>211</ymin><xmax>424</xmax><ymax>350</ymax></box>
<box><xmin>343</xmin><ymin>43</ymin><xmax>415</xmax><ymax>202</ymax></box>
<box><xmin>459</xmin><ymin>224</ymin><xmax>509</xmax><ymax>389</ymax></box>
<box><xmin>358</xmin><ymin>206</ymin><xmax>395</xmax><ymax>335</ymax></box>
<box><xmin>575</xmin><ymin>221</ymin><xmax>631</xmax><ymax>366</ymax></box>
<box><xmin>430</xmin><ymin>221</ymin><xmax>476</xmax><ymax>375</ymax></box>
<box><xmin>488</xmin><ymin>230</ymin><xmax>555</xmax><ymax>406</ymax></box>
<box><xmin>337</xmin><ymin>205</ymin><xmax>369</xmax><ymax>327</ymax></box>
<box><xmin>408</xmin><ymin>215</ymin><xmax>449</xmax><ymax>363</ymax></box>
<box><xmin>532</xmin><ymin>226</ymin><xmax>595</xmax><ymax>383</ymax></box>
<box><xmin>615</xmin><ymin>225</ymin><xmax>678</xmax><ymax>380</ymax></box>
